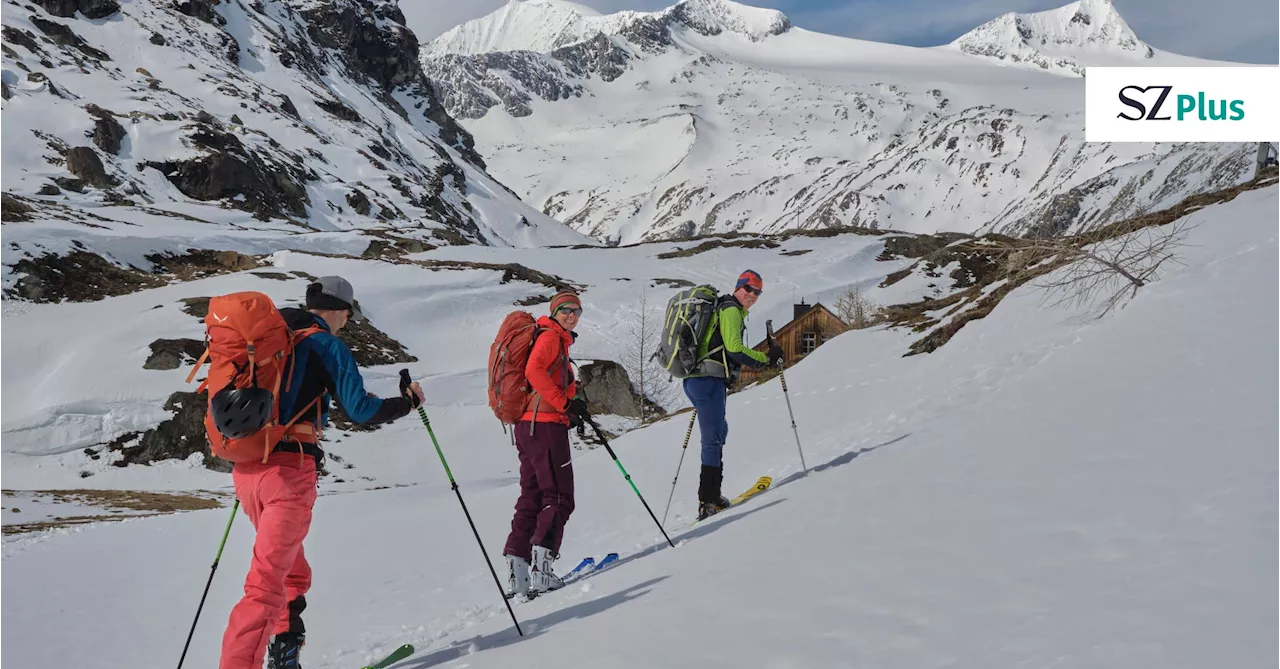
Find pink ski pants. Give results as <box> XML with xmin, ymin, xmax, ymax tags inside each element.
<box><xmin>219</xmin><ymin>453</ymin><xmax>317</xmax><ymax>669</ymax></box>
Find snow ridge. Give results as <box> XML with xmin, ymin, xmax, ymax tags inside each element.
<box><xmin>424</xmin><ymin>0</ymin><xmax>790</xmax><ymax>57</ymax></box>
<box><xmin>949</xmin><ymin>0</ymin><xmax>1153</xmax><ymax>76</ymax></box>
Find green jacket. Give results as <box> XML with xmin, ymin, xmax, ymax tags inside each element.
<box><xmin>692</xmin><ymin>295</ymin><xmax>769</xmax><ymax>381</ymax></box>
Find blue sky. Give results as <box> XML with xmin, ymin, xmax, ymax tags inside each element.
<box><xmin>401</xmin><ymin>0</ymin><xmax>1278</xmax><ymax>64</ymax></box>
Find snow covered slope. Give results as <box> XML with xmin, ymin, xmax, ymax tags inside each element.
<box><xmin>2</xmin><ymin>181</ymin><xmax>1274</xmax><ymax>669</ymax></box>
<box><xmin>417</xmin><ymin>0</ymin><xmax>1254</xmax><ymax>244</ymax></box>
<box><xmin>0</xmin><ymin>218</ymin><xmax>917</xmax><ymax>490</ymax></box>
<box><xmin>1</xmin><ymin>0</ymin><xmax>588</xmax><ymax>272</ymax></box>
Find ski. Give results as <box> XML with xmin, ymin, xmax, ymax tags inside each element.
<box><xmin>692</xmin><ymin>476</ymin><xmax>772</xmax><ymax>525</ymax></box>
<box><xmin>504</xmin><ymin>553</ymin><xmax>617</xmax><ymax>601</ymax></box>
<box><xmin>730</xmin><ymin>476</ymin><xmax>772</xmax><ymax>506</ymax></box>
<box><xmin>361</xmin><ymin>643</ymin><xmax>414</xmax><ymax>669</ymax></box>
<box><xmin>562</xmin><ymin>556</ymin><xmax>596</xmax><ymax>581</ymax></box>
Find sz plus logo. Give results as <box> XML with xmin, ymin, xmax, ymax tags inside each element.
<box><xmin>1085</xmin><ymin>67</ymin><xmax>1279</xmax><ymax>142</ymax></box>
<box><xmin>1115</xmin><ymin>85</ymin><xmax>1244</xmax><ymax>122</ymax></box>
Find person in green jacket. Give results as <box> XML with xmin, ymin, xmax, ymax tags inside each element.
<box><xmin>685</xmin><ymin>269</ymin><xmax>784</xmax><ymax>520</ymax></box>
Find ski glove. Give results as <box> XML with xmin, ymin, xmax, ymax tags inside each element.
<box><xmin>402</xmin><ymin>381</ymin><xmax>424</xmax><ymax>408</ymax></box>
<box><xmin>566</xmin><ymin>397</ymin><xmax>590</xmax><ymax>428</ymax></box>
<box><xmin>767</xmin><ymin>344</ymin><xmax>785</xmax><ymax>366</ymax></box>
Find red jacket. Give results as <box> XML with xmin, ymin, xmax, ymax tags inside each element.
<box><xmin>521</xmin><ymin>316</ymin><xmax>577</xmax><ymax>425</ymax></box>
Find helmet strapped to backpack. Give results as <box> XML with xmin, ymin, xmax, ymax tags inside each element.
<box><xmin>184</xmin><ymin>291</ymin><xmax>324</xmax><ymax>464</ymax></box>
<box><xmin>657</xmin><ymin>285</ymin><xmax>719</xmax><ymax>379</ymax></box>
<box><xmin>487</xmin><ymin>310</ymin><xmax>546</xmax><ymax>426</ymax></box>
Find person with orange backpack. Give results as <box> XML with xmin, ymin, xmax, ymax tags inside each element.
<box><xmin>490</xmin><ymin>291</ymin><xmax>590</xmax><ymax>600</ymax></box>
<box><xmin>201</xmin><ymin>277</ymin><xmax>424</xmax><ymax>669</ymax></box>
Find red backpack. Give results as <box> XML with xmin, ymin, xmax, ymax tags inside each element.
<box><xmin>486</xmin><ymin>311</ymin><xmax>546</xmax><ymax>425</ymax></box>
<box><xmin>184</xmin><ymin>291</ymin><xmax>324</xmax><ymax>463</ymax></box>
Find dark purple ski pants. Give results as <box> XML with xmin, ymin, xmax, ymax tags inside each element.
<box><xmin>503</xmin><ymin>421</ymin><xmax>575</xmax><ymax>560</ymax></box>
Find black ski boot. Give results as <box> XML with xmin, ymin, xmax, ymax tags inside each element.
<box><xmin>697</xmin><ymin>465</ymin><xmax>731</xmax><ymax>520</ymax></box>
<box><xmin>268</xmin><ymin>632</ymin><xmax>304</xmax><ymax>669</ymax></box>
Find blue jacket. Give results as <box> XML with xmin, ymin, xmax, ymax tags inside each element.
<box><xmin>277</xmin><ymin>309</ymin><xmax>412</xmax><ymax>439</ymax></box>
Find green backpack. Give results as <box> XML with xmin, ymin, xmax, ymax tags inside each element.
<box><xmin>657</xmin><ymin>285</ymin><xmax>719</xmax><ymax>379</ymax></box>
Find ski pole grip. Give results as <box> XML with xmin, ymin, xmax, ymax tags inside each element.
<box><xmin>399</xmin><ymin>368</ymin><xmax>411</xmax><ymax>396</ymax></box>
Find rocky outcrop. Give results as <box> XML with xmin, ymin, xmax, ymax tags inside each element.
<box><xmin>337</xmin><ymin>318</ymin><xmax>417</xmax><ymax>367</ymax></box>
<box><xmin>109</xmin><ymin>391</ymin><xmax>231</xmax><ymax>471</ymax></box>
<box><xmin>84</xmin><ymin>105</ymin><xmax>127</xmax><ymax>154</ymax></box>
<box><xmin>29</xmin><ymin>16</ymin><xmax>110</xmax><ymax>60</ymax></box>
<box><xmin>2</xmin><ymin>193</ymin><xmax>36</xmax><ymax>221</ymax></box>
<box><xmin>145</xmin><ymin>122</ymin><xmax>309</xmax><ymax>220</ymax></box>
<box><xmin>144</xmin><ymin>338</ymin><xmax>206</xmax><ymax>370</ymax></box>
<box><xmin>173</xmin><ymin>0</ymin><xmax>225</xmax><ymax>26</ymax></box>
<box><xmin>33</xmin><ymin>0</ymin><xmax>120</xmax><ymax>19</ymax></box>
<box><xmin>578</xmin><ymin>360</ymin><xmax>643</xmax><ymax>418</ymax></box>
<box><xmin>64</xmin><ymin>146</ymin><xmax>117</xmax><ymax>188</ymax></box>
<box><xmin>346</xmin><ymin>188</ymin><xmax>371</xmax><ymax>215</ymax></box>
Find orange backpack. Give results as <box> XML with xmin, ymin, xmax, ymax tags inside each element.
<box><xmin>185</xmin><ymin>291</ymin><xmax>324</xmax><ymax>463</ymax></box>
<box><xmin>486</xmin><ymin>311</ymin><xmax>545</xmax><ymax>425</ymax></box>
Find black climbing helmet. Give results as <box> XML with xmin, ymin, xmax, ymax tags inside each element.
<box><xmin>209</xmin><ymin>386</ymin><xmax>274</xmax><ymax>440</ymax></box>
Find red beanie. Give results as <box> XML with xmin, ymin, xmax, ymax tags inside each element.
<box><xmin>549</xmin><ymin>291</ymin><xmax>581</xmax><ymax>315</ymax></box>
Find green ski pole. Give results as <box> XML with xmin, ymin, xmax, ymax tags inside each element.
<box><xmin>586</xmin><ymin>419</ymin><xmax>676</xmax><ymax>548</ymax></box>
<box><xmin>177</xmin><ymin>498</ymin><xmax>239</xmax><ymax>669</ymax></box>
<box><xmin>401</xmin><ymin>370</ymin><xmax>523</xmax><ymax>637</ymax></box>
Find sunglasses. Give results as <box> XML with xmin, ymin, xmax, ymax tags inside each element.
<box><xmin>742</xmin><ymin>285</ymin><xmax>762</xmax><ymax>296</ymax></box>
<box><xmin>557</xmin><ymin>306</ymin><xmax>583</xmax><ymax>316</ymax></box>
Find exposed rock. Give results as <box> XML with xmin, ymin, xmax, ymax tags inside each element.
<box><xmin>316</xmin><ymin>97</ymin><xmax>361</xmax><ymax>122</ymax></box>
<box><xmin>336</xmin><ymin>317</ymin><xmax>417</xmax><ymax>367</ymax></box>
<box><xmin>144</xmin><ymin>124</ymin><xmax>309</xmax><ymax>220</ymax></box>
<box><xmin>656</xmin><ymin>237</ymin><xmax>779</xmax><ymax>259</ymax></box>
<box><xmin>85</xmin><ymin>105</ymin><xmax>126</xmax><ymax>154</ymax></box>
<box><xmin>109</xmin><ymin>391</ymin><xmax>231</xmax><ymax>471</ymax></box>
<box><xmin>33</xmin><ymin>0</ymin><xmax>119</xmax><ymax>18</ymax></box>
<box><xmin>179</xmin><ymin>296</ymin><xmax>210</xmax><ymax>318</ymax></box>
<box><xmin>29</xmin><ymin>16</ymin><xmax>111</xmax><ymax>60</ymax></box>
<box><xmin>146</xmin><ymin>249</ymin><xmax>259</xmax><ymax>280</ymax></box>
<box><xmin>876</xmin><ymin>232</ymin><xmax>972</xmax><ymax>260</ymax></box>
<box><xmin>346</xmin><ymin>188</ymin><xmax>371</xmax><ymax>215</ymax></box>
<box><xmin>144</xmin><ymin>338</ymin><xmax>206</xmax><ymax>370</ymax></box>
<box><xmin>65</xmin><ymin>146</ymin><xmax>117</xmax><ymax>188</ymax></box>
<box><xmin>578</xmin><ymin>360</ymin><xmax>643</xmax><ymax>418</ymax></box>
<box><xmin>296</xmin><ymin>0</ymin><xmax>484</xmax><ymax>168</ymax></box>
<box><xmin>278</xmin><ymin>94</ymin><xmax>299</xmax><ymax>118</ymax></box>
<box><xmin>150</xmin><ymin>32</ymin><xmax>166</xmax><ymax>45</ymax></box>
<box><xmin>8</xmin><ymin>250</ymin><xmax>164</xmax><ymax>303</ymax></box>
<box><xmin>173</xmin><ymin>0</ymin><xmax>225</xmax><ymax>26</ymax></box>
<box><xmin>1</xmin><ymin>82</ymin><xmax>10</xmax><ymax>100</ymax></box>
<box><xmin>53</xmin><ymin>176</ymin><xmax>86</xmax><ymax>192</ymax></box>
<box><xmin>2</xmin><ymin>193</ymin><xmax>36</xmax><ymax>221</ymax></box>
<box><xmin>299</xmin><ymin>0</ymin><xmax>420</xmax><ymax>90</ymax></box>
<box><xmin>3</xmin><ymin>26</ymin><xmax>43</xmax><ymax>55</ymax></box>
<box><xmin>37</xmin><ymin>183</ymin><xmax>62</xmax><ymax>195</ymax></box>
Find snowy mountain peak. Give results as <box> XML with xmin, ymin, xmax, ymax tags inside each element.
<box><xmin>423</xmin><ymin>0</ymin><xmax>789</xmax><ymax>56</ymax></box>
<box><xmin>668</xmin><ymin>0</ymin><xmax>791</xmax><ymax>41</ymax></box>
<box><xmin>950</xmin><ymin>0</ymin><xmax>1153</xmax><ymax>75</ymax></box>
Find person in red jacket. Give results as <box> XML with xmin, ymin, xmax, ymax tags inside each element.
<box><xmin>503</xmin><ymin>290</ymin><xmax>590</xmax><ymax>599</ymax></box>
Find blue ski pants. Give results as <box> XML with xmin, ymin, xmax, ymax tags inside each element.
<box><xmin>683</xmin><ymin>376</ymin><xmax>729</xmax><ymax>467</ymax></box>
